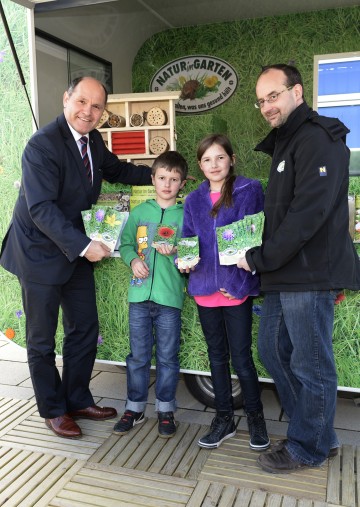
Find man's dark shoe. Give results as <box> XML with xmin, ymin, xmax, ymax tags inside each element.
<box><xmin>247</xmin><ymin>410</ymin><xmax>270</xmax><ymax>451</ymax></box>
<box><xmin>328</xmin><ymin>447</ymin><xmax>339</xmax><ymax>458</ymax></box>
<box><xmin>113</xmin><ymin>410</ymin><xmax>146</xmax><ymax>435</ymax></box>
<box><xmin>69</xmin><ymin>404</ymin><xmax>117</xmax><ymax>420</ymax></box>
<box><xmin>198</xmin><ymin>414</ymin><xmax>236</xmax><ymax>449</ymax></box>
<box><xmin>257</xmin><ymin>447</ymin><xmax>312</xmax><ymax>474</ymax></box>
<box><xmin>45</xmin><ymin>414</ymin><xmax>82</xmax><ymax>439</ymax></box>
<box><xmin>158</xmin><ymin>411</ymin><xmax>177</xmax><ymax>438</ymax></box>
<box><xmin>272</xmin><ymin>438</ymin><xmax>339</xmax><ymax>458</ymax></box>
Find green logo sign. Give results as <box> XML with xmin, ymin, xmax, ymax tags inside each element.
<box><xmin>150</xmin><ymin>55</ymin><xmax>238</xmax><ymax>114</ymax></box>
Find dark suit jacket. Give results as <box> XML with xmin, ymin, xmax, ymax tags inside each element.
<box><xmin>0</xmin><ymin>114</ymin><xmax>152</xmax><ymax>284</ymax></box>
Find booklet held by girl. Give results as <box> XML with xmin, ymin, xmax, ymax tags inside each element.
<box><xmin>177</xmin><ymin>236</ymin><xmax>200</xmax><ymax>269</ymax></box>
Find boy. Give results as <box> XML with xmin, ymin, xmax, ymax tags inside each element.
<box><xmin>114</xmin><ymin>151</ymin><xmax>188</xmax><ymax>438</ymax></box>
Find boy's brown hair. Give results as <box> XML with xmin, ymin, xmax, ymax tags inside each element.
<box><xmin>151</xmin><ymin>151</ymin><xmax>188</xmax><ymax>181</ymax></box>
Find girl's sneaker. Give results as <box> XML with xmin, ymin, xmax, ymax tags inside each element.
<box><xmin>246</xmin><ymin>410</ymin><xmax>270</xmax><ymax>450</ymax></box>
<box><xmin>198</xmin><ymin>414</ymin><xmax>236</xmax><ymax>448</ymax></box>
<box><xmin>113</xmin><ymin>410</ymin><xmax>146</xmax><ymax>435</ymax></box>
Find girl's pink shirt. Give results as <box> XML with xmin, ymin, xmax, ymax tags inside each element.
<box><xmin>194</xmin><ymin>191</ymin><xmax>248</xmax><ymax>308</ymax></box>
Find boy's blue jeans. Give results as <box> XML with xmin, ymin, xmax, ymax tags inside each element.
<box><xmin>258</xmin><ymin>291</ymin><xmax>339</xmax><ymax>466</ymax></box>
<box><xmin>125</xmin><ymin>301</ymin><xmax>181</xmax><ymax>413</ymax></box>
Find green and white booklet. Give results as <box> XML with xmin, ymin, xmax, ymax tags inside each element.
<box><xmin>151</xmin><ymin>224</ymin><xmax>178</xmax><ymax>248</ymax></box>
<box><xmin>177</xmin><ymin>236</ymin><xmax>200</xmax><ymax>269</ymax></box>
<box><xmin>217</xmin><ymin>211</ymin><xmax>264</xmax><ymax>265</ymax></box>
<box><xmin>82</xmin><ymin>206</ymin><xmax>129</xmax><ymax>253</ymax></box>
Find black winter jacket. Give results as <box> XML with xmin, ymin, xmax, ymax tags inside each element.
<box><xmin>246</xmin><ymin>102</ymin><xmax>360</xmax><ymax>292</ymax></box>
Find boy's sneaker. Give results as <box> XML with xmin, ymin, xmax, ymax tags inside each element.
<box><xmin>113</xmin><ymin>410</ymin><xmax>146</xmax><ymax>435</ymax></box>
<box><xmin>158</xmin><ymin>411</ymin><xmax>177</xmax><ymax>438</ymax></box>
<box><xmin>198</xmin><ymin>414</ymin><xmax>236</xmax><ymax>449</ymax></box>
<box><xmin>247</xmin><ymin>410</ymin><xmax>270</xmax><ymax>451</ymax></box>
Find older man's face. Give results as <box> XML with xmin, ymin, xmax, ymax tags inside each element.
<box><xmin>63</xmin><ymin>77</ymin><xmax>106</xmax><ymax>135</ymax></box>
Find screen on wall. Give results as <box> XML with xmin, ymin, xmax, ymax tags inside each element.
<box><xmin>314</xmin><ymin>53</ymin><xmax>360</xmax><ymax>176</ymax></box>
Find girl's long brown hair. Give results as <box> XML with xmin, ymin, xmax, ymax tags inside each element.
<box><xmin>197</xmin><ymin>134</ymin><xmax>236</xmax><ymax>218</ymax></box>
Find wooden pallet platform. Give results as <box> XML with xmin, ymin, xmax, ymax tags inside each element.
<box><xmin>0</xmin><ymin>445</ymin><xmax>84</xmax><ymax>507</ymax></box>
<box><xmin>45</xmin><ymin>464</ymin><xmax>346</xmax><ymax>507</ymax></box>
<box><xmin>0</xmin><ymin>397</ymin><xmax>38</xmax><ymax>437</ymax></box>
<box><xmin>200</xmin><ymin>431</ymin><xmax>328</xmax><ymax>501</ymax></box>
<box><xmin>0</xmin><ymin>413</ymin><xmax>116</xmax><ymax>460</ymax></box>
<box><xmin>48</xmin><ymin>462</ymin><xmax>196</xmax><ymax>507</ymax></box>
<box><xmin>187</xmin><ymin>479</ymin><xmax>333</xmax><ymax>507</ymax></box>
<box><xmin>89</xmin><ymin>416</ymin><xmax>209</xmax><ymax>479</ymax></box>
<box><xmin>0</xmin><ymin>398</ymin><xmax>358</xmax><ymax>507</ymax></box>
<box><xmin>327</xmin><ymin>445</ymin><xmax>359</xmax><ymax>507</ymax></box>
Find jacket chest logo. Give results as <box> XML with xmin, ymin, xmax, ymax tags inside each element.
<box><xmin>277</xmin><ymin>160</ymin><xmax>285</xmax><ymax>173</ymax></box>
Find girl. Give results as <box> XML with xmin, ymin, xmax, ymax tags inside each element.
<box><xmin>181</xmin><ymin>134</ymin><xmax>269</xmax><ymax>450</ymax></box>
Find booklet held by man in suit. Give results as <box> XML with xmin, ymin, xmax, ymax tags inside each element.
<box><xmin>81</xmin><ymin>206</ymin><xmax>129</xmax><ymax>253</ymax></box>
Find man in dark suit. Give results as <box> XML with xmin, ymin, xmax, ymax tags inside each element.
<box><xmin>0</xmin><ymin>76</ymin><xmax>152</xmax><ymax>439</ymax></box>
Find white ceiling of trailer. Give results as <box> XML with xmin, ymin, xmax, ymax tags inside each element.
<box><xmin>11</xmin><ymin>0</ymin><xmax>359</xmax><ymax>126</ymax></box>
<box><xmin>16</xmin><ymin>0</ymin><xmax>360</xmax><ymax>26</ymax></box>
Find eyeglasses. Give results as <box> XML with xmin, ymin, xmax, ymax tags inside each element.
<box><xmin>254</xmin><ymin>86</ymin><xmax>294</xmax><ymax>109</ymax></box>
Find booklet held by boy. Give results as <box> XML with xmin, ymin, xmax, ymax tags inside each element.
<box><xmin>177</xmin><ymin>236</ymin><xmax>200</xmax><ymax>269</ymax></box>
<box><xmin>217</xmin><ymin>212</ymin><xmax>264</xmax><ymax>265</ymax></box>
<box><xmin>151</xmin><ymin>224</ymin><xmax>178</xmax><ymax>248</ymax></box>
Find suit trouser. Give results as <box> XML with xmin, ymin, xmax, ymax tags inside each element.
<box><xmin>19</xmin><ymin>259</ymin><xmax>99</xmax><ymax>418</ymax></box>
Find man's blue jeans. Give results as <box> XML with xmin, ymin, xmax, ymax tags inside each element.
<box><xmin>126</xmin><ymin>301</ymin><xmax>181</xmax><ymax>413</ymax></box>
<box><xmin>258</xmin><ymin>291</ymin><xmax>339</xmax><ymax>465</ymax></box>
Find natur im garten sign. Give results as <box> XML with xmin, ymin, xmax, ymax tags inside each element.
<box><xmin>150</xmin><ymin>55</ymin><xmax>238</xmax><ymax>114</ymax></box>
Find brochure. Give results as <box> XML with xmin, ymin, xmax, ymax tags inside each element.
<box><xmin>177</xmin><ymin>236</ymin><xmax>200</xmax><ymax>269</ymax></box>
<box><xmin>82</xmin><ymin>206</ymin><xmax>129</xmax><ymax>252</ymax></box>
<box><xmin>217</xmin><ymin>211</ymin><xmax>264</xmax><ymax>265</ymax></box>
<box><xmin>151</xmin><ymin>224</ymin><xmax>178</xmax><ymax>248</ymax></box>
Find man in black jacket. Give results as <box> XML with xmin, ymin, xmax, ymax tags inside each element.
<box><xmin>238</xmin><ymin>64</ymin><xmax>360</xmax><ymax>473</ymax></box>
<box><xmin>0</xmin><ymin>77</ymin><xmax>152</xmax><ymax>439</ymax></box>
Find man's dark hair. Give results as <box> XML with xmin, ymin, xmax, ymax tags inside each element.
<box><xmin>67</xmin><ymin>76</ymin><xmax>108</xmax><ymax>104</ymax></box>
<box><xmin>259</xmin><ymin>64</ymin><xmax>304</xmax><ymax>99</ymax></box>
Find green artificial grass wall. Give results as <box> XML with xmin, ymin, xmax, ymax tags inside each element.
<box><xmin>0</xmin><ymin>4</ymin><xmax>359</xmax><ymax>389</ymax></box>
<box><xmin>130</xmin><ymin>6</ymin><xmax>360</xmax><ymax>388</ymax></box>
<box><xmin>132</xmin><ymin>7</ymin><xmax>360</xmax><ymax>180</ymax></box>
<box><xmin>0</xmin><ymin>0</ymin><xmax>32</xmax><ymax>343</ymax></box>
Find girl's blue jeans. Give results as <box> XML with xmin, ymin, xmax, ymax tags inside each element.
<box><xmin>197</xmin><ymin>297</ymin><xmax>263</xmax><ymax>415</ymax></box>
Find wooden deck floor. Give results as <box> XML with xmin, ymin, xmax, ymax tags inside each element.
<box><xmin>0</xmin><ymin>396</ymin><xmax>358</xmax><ymax>507</ymax></box>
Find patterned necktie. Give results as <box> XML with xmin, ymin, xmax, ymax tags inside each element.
<box><xmin>79</xmin><ymin>136</ymin><xmax>92</xmax><ymax>184</ymax></box>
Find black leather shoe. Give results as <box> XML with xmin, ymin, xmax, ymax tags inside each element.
<box><xmin>257</xmin><ymin>447</ymin><xmax>312</xmax><ymax>474</ymax></box>
<box><xmin>45</xmin><ymin>414</ymin><xmax>82</xmax><ymax>439</ymax></box>
<box><xmin>69</xmin><ymin>405</ymin><xmax>117</xmax><ymax>420</ymax></box>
